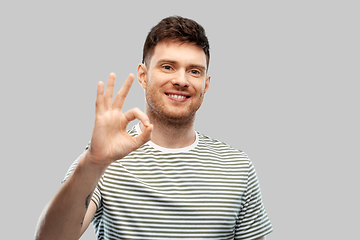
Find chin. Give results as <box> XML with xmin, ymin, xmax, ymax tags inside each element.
<box><xmin>165</xmin><ymin>110</ymin><xmax>197</xmax><ymax>125</ymax></box>
<box><xmin>152</xmin><ymin>109</ymin><xmax>196</xmax><ymax>126</ymax></box>
<box><xmin>146</xmin><ymin>99</ymin><xmax>200</xmax><ymax>126</ymax></box>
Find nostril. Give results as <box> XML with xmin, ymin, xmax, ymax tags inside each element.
<box><xmin>171</xmin><ymin>77</ymin><xmax>189</xmax><ymax>87</ymax></box>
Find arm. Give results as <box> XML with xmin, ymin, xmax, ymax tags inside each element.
<box><xmin>235</xmin><ymin>162</ymin><xmax>273</xmax><ymax>240</ymax></box>
<box><xmin>79</xmin><ymin>200</ymin><xmax>97</xmax><ymax>237</ymax></box>
<box><xmin>35</xmin><ymin>157</ymin><xmax>103</xmax><ymax>240</ymax></box>
<box><xmin>35</xmin><ymin>73</ymin><xmax>153</xmax><ymax>240</ymax></box>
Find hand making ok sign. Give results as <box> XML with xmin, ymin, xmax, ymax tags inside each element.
<box><xmin>86</xmin><ymin>73</ymin><xmax>153</xmax><ymax>168</ymax></box>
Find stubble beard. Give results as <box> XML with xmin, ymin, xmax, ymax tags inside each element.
<box><xmin>145</xmin><ymin>92</ymin><xmax>204</xmax><ymax>129</ymax></box>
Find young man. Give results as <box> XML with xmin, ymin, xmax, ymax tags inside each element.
<box><xmin>35</xmin><ymin>16</ymin><xmax>273</xmax><ymax>240</ymax></box>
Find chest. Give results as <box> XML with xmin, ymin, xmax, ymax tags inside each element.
<box><xmin>95</xmin><ymin>155</ymin><xmax>249</xmax><ymax>239</ymax></box>
<box><xmin>100</xmin><ymin>156</ymin><xmax>247</xmax><ymax>218</ymax></box>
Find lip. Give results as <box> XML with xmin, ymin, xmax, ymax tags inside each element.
<box><xmin>165</xmin><ymin>91</ymin><xmax>191</xmax><ymax>102</ymax></box>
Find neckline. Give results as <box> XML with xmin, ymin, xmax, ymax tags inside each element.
<box><xmin>135</xmin><ymin>123</ymin><xmax>199</xmax><ymax>153</ymax></box>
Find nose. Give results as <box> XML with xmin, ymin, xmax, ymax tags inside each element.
<box><xmin>171</xmin><ymin>71</ymin><xmax>189</xmax><ymax>88</ymax></box>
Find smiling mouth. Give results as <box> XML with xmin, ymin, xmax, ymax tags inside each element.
<box><xmin>165</xmin><ymin>93</ymin><xmax>190</xmax><ymax>99</ymax></box>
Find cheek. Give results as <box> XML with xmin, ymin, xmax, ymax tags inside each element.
<box><xmin>194</xmin><ymin>82</ymin><xmax>207</xmax><ymax>95</ymax></box>
<box><xmin>145</xmin><ymin>83</ymin><xmax>164</xmax><ymax>106</ymax></box>
<box><xmin>148</xmin><ymin>71</ymin><xmax>169</xmax><ymax>87</ymax></box>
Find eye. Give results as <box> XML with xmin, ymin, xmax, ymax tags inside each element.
<box><xmin>190</xmin><ymin>69</ymin><xmax>201</xmax><ymax>76</ymax></box>
<box><xmin>162</xmin><ymin>65</ymin><xmax>173</xmax><ymax>71</ymax></box>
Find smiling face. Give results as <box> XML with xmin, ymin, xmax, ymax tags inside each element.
<box><xmin>138</xmin><ymin>41</ymin><xmax>211</xmax><ymax>126</ymax></box>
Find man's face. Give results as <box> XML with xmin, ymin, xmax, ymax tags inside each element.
<box><xmin>138</xmin><ymin>41</ymin><xmax>210</xmax><ymax>125</ymax></box>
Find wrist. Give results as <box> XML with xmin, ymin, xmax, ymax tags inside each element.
<box><xmin>78</xmin><ymin>152</ymin><xmax>110</xmax><ymax>179</ymax></box>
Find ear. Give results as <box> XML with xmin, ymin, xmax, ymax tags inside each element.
<box><xmin>204</xmin><ymin>74</ymin><xmax>211</xmax><ymax>94</ymax></box>
<box><xmin>137</xmin><ymin>63</ymin><xmax>148</xmax><ymax>89</ymax></box>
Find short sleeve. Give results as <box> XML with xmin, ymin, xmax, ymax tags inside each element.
<box><xmin>235</xmin><ymin>161</ymin><xmax>273</xmax><ymax>240</ymax></box>
<box><xmin>62</xmin><ymin>154</ymin><xmax>86</xmax><ymax>184</ymax></box>
<box><xmin>62</xmin><ymin>143</ymin><xmax>102</xmax><ymax>209</ymax></box>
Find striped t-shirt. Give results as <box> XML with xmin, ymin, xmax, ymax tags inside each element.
<box><xmin>65</xmin><ymin>124</ymin><xmax>273</xmax><ymax>239</ymax></box>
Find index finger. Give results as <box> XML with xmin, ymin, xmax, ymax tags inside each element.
<box><xmin>103</xmin><ymin>72</ymin><xmax>116</xmax><ymax>110</ymax></box>
<box><xmin>113</xmin><ymin>73</ymin><xmax>135</xmax><ymax>109</ymax></box>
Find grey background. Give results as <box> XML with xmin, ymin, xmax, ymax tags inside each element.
<box><xmin>1</xmin><ymin>1</ymin><xmax>359</xmax><ymax>239</ymax></box>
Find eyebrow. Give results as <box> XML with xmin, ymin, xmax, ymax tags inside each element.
<box><xmin>156</xmin><ymin>59</ymin><xmax>177</xmax><ymax>66</ymax></box>
<box><xmin>156</xmin><ymin>59</ymin><xmax>206</xmax><ymax>72</ymax></box>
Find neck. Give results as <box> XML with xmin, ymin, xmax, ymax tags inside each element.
<box><xmin>140</xmin><ymin>111</ymin><xmax>196</xmax><ymax>149</ymax></box>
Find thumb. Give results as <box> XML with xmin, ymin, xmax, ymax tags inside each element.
<box><xmin>132</xmin><ymin>124</ymin><xmax>153</xmax><ymax>149</ymax></box>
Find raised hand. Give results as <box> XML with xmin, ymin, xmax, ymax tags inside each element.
<box><xmin>86</xmin><ymin>73</ymin><xmax>153</xmax><ymax>167</ymax></box>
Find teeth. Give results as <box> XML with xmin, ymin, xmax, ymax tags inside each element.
<box><xmin>169</xmin><ymin>94</ymin><xmax>186</xmax><ymax>99</ymax></box>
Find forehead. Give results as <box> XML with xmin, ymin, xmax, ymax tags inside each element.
<box><xmin>149</xmin><ymin>41</ymin><xmax>207</xmax><ymax>69</ymax></box>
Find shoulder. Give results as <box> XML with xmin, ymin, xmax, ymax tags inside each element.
<box><xmin>195</xmin><ymin>131</ymin><xmax>251</xmax><ymax>165</ymax></box>
<box><xmin>197</xmin><ymin>132</ymin><xmax>247</xmax><ymax>155</ymax></box>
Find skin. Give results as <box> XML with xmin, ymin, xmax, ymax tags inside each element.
<box><xmin>35</xmin><ymin>41</ymin><xmax>266</xmax><ymax>240</ymax></box>
<box><xmin>35</xmin><ymin>73</ymin><xmax>153</xmax><ymax>240</ymax></box>
<box><xmin>137</xmin><ymin>41</ymin><xmax>211</xmax><ymax>149</ymax></box>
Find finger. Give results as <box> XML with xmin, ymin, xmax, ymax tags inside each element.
<box><xmin>123</xmin><ymin>108</ymin><xmax>150</xmax><ymax>127</ymax></box>
<box><xmin>113</xmin><ymin>73</ymin><xmax>135</xmax><ymax>109</ymax></box>
<box><xmin>104</xmin><ymin>73</ymin><xmax>116</xmax><ymax>110</ymax></box>
<box><xmin>132</xmin><ymin>123</ymin><xmax>153</xmax><ymax>149</ymax></box>
<box><xmin>123</xmin><ymin>107</ymin><xmax>153</xmax><ymax>149</ymax></box>
<box><xmin>95</xmin><ymin>81</ymin><xmax>105</xmax><ymax>115</ymax></box>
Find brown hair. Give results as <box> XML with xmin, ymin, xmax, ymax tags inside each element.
<box><xmin>142</xmin><ymin>16</ymin><xmax>210</xmax><ymax>70</ymax></box>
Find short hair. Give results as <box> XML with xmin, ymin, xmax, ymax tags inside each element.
<box><xmin>142</xmin><ymin>16</ymin><xmax>210</xmax><ymax>70</ymax></box>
